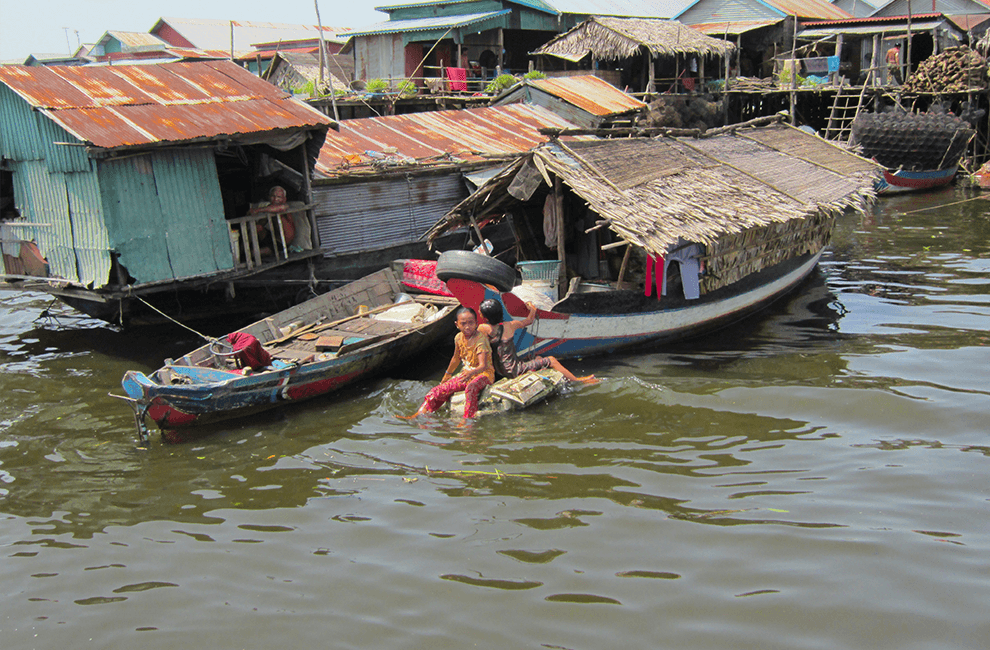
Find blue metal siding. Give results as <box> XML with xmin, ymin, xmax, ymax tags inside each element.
<box><xmin>65</xmin><ymin>172</ymin><xmax>112</xmax><ymax>287</ymax></box>
<box><xmin>11</xmin><ymin>160</ymin><xmax>80</xmax><ymax>283</ymax></box>
<box><xmin>98</xmin><ymin>150</ymin><xmax>233</xmax><ymax>285</ymax></box>
<box><xmin>677</xmin><ymin>0</ymin><xmax>782</xmax><ymax>24</ymax></box>
<box><xmin>0</xmin><ymin>85</ymin><xmax>45</xmax><ymax>161</ymax></box>
<box><xmin>34</xmin><ymin>112</ymin><xmax>92</xmax><ymax>174</ymax></box>
<box><xmin>99</xmin><ymin>155</ymin><xmax>169</xmax><ymax>283</ymax></box>
<box><xmin>388</xmin><ymin>1</ymin><xmax>506</xmax><ymax>20</ymax></box>
<box><xmin>151</xmin><ymin>149</ymin><xmax>234</xmax><ymax>278</ymax></box>
<box><xmin>872</xmin><ymin>0</ymin><xmax>984</xmax><ymax>16</ymax></box>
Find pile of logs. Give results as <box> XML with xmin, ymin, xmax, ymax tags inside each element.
<box><xmin>638</xmin><ymin>96</ymin><xmax>725</xmax><ymax>131</ymax></box>
<box><xmin>902</xmin><ymin>46</ymin><xmax>989</xmax><ymax>93</ymax></box>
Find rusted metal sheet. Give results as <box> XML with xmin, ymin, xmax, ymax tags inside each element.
<box><xmin>764</xmin><ymin>0</ymin><xmax>850</xmax><ymax>19</ymax></box>
<box><xmin>530</xmin><ymin>76</ymin><xmax>647</xmax><ymax>117</ymax></box>
<box><xmin>316</xmin><ymin>104</ymin><xmax>587</xmax><ymax>178</ymax></box>
<box><xmin>690</xmin><ymin>19</ymin><xmax>782</xmax><ymax>35</ymax></box>
<box><xmin>0</xmin><ymin>60</ymin><xmax>332</xmax><ymax>151</ymax></box>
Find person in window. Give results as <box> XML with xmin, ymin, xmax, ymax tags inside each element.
<box><xmin>250</xmin><ymin>185</ymin><xmax>296</xmax><ymax>256</ymax></box>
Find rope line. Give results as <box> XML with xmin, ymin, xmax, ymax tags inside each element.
<box><xmin>128</xmin><ymin>288</ymin><xmax>216</xmax><ymax>343</ymax></box>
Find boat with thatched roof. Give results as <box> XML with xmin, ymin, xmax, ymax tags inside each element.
<box><xmin>425</xmin><ymin>116</ymin><xmax>881</xmax><ymax>359</ymax></box>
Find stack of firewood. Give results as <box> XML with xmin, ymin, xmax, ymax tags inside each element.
<box><xmin>902</xmin><ymin>46</ymin><xmax>989</xmax><ymax>93</ymax></box>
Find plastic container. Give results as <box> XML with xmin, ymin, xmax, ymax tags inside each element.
<box><xmin>517</xmin><ymin>260</ymin><xmax>561</xmax><ymax>282</ymax></box>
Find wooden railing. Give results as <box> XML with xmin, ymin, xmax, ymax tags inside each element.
<box><xmin>226</xmin><ymin>206</ymin><xmax>311</xmax><ymax>270</ymax></box>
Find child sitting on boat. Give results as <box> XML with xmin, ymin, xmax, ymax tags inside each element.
<box><xmin>478</xmin><ymin>299</ymin><xmax>595</xmax><ymax>384</ymax></box>
<box><xmin>407</xmin><ymin>306</ymin><xmax>494</xmax><ymax>419</ymax></box>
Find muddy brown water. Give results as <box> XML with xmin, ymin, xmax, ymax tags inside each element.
<box><xmin>2</xmin><ymin>187</ymin><xmax>989</xmax><ymax>650</ymax></box>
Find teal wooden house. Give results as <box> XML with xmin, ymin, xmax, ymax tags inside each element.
<box><xmin>346</xmin><ymin>0</ymin><xmax>677</xmax><ymax>85</ymax></box>
<box><xmin>0</xmin><ymin>60</ymin><xmax>333</xmax><ymax>323</ymax></box>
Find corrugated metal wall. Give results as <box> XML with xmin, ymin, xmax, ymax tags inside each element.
<box><xmin>2</xmin><ymin>85</ymin><xmax>111</xmax><ymax>286</ymax></box>
<box><xmin>313</xmin><ymin>174</ymin><xmax>467</xmax><ymax>256</ymax></box>
<box><xmin>65</xmin><ymin>172</ymin><xmax>112</xmax><ymax>286</ymax></box>
<box><xmin>11</xmin><ymin>160</ymin><xmax>79</xmax><ymax>282</ymax></box>
<box><xmin>0</xmin><ymin>85</ymin><xmax>46</xmax><ymax>161</ymax></box>
<box><xmin>35</xmin><ymin>114</ymin><xmax>92</xmax><ymax>174</ymax></box>
<box><xmin>355</xmin><ymin>34</ymin><xmax>406</xmax><ymax>81</ymax></box>
<box><xmin>98</xmin><ymin>150</ymin><xmax>234</xmax><ymax>283</ymax></box>
<box><xmin>677</xmin><ymin>0</ymin><xmax>780</xmax><ymax>25</ymax></box>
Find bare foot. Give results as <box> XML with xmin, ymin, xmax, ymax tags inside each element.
<box><xmin>576</xmin><ymin>375</ymin><xmax>599</xmax><ymax>385</ymax></box>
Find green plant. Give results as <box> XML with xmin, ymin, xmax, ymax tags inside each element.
<box><xmin>485</xmin><ymin>73</ymin><xmax>518</xmax><ymax>95</ymax></box>
<box><xmin>523</xmin><ymin>70</ymin><xmax>546</xmax><ymax>80</ymax></box>
<box><xmin>777</xmin><ymin>64</ymin><xmax>806</xmax><ymax>88</ymax></box>
<box><xmin>292</xmin><ymin>80</ymin><xmax>315</xmax><ymax>96</ymax></box>
<box><xmin>395</xmin><ymin>78</ymin><xmax>418</xmax><ymax>96</ymax></box>
<box><xmin>365</xmin><ymin>78</ymin><xmax>389</xmax><ymax>93</ymax></box>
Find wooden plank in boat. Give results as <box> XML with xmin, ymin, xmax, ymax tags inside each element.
<box><xmin>315</xmin><ymin>335</ymin><xmax>345</xmax><ymax>351</ymax></box>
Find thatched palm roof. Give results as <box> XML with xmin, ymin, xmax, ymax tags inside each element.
<box><xmin>533</xmin><ymin>17</ymin><xmax>735</xmax><ymax>62</ymax></box>
<box><xmin>426</xmin><ymin>121</ymin><xmax>879</xmax><ymax>258</ymax></box>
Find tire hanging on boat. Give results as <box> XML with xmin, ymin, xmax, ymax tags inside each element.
<box><xmin>435</xmin><ymin>250</ymin><xmax>517</xmax><ymax>293</ymax></box>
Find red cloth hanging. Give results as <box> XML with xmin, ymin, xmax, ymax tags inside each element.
<box><xmin>228</xmin><ymin>332</ymin><xmax>272</xmax><ymax>370</ymax></box>
<box><xmin>446</xmin><ymin>67</ymin><xmax>468</xmax><ymax>91</ymax></box>
<box><xmin>644</xmin><ymin>255</ymin><xmax>664</xmax><ymax>299</ymax></box>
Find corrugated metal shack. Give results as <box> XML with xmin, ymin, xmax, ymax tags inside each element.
<box><xmin>307</xmin><ymin>102</ymin><xmax>593</xmax><ymax>279</ymax></box>
<box><xmin>492</xmin><ymin>74</ymin><xmax>649</xmax><ymax>129</ymax></box>
<box><xmin>0</xmin><ymin>60</ymin><xmax>334</xmax><ymax>323</ymax></box>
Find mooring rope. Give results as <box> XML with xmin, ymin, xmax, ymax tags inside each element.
<box><xmin>128</xmin><ymin>289</ymin><xmax>216</xmax><ymax>343</ymax></box>
<box><xmin>898</xmin><ymin>194</ymin><xmax>989</xmax><ymax>215</ymax></box>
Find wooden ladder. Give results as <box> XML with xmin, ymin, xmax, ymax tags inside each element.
<box><xmin>824</xmin><ymin>84</ymin><xmax>870</xmax><ymax>143</ymax></box>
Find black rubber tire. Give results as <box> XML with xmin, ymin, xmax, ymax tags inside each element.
<box><xmin>435</xmin><ymin>250</ymin><xmax>516</xmax><ymax>292</ymax></box>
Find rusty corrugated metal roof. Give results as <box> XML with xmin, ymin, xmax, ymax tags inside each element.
<box><xmin>801</xmin><ymin>13</ymin><xmax>941</xmax><ymax>27</ymax></box>
<box><xmin>530</xmin><ymin>75</ymin><xmax>647</xmax><ymax>117</ymax></box>
<box><xmin>690</xmin><ymin>20</ymin><xmax>782</xmax><ymax>35</ymax></box>
<box><xmin>316</xmin><ymin>104</ymin><xmax>589</xmax><ymax>178</ymax></box>
<box><xmin>105</xmin><ymin>31</ymin><xmax>170</xmax><ymax>49</ymax></box>
<box><xmin>0</xmin><ymin>60</ymin><xmax>333</xmax><ymax>150</ymax></box>
<box><xmin>765</xmin><ymin>0</ymin><xmax>851</xmax><ymax>20</ymax></box>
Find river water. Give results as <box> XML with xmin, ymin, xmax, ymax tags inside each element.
<box><xmin>2</xmin><ymin>187</ymin><xmax>989</xmax><ymax>650</ymax></box>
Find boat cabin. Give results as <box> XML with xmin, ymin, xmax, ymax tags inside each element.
<box><xmin>426</xmin><ymin>117</ymin><xmax>881</xmax><ymax>313</ymax></box>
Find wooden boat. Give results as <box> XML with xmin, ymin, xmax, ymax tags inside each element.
<box><xmin>425</xmin><ymin>120</ymin><xmax>879</xmax><ymax>359</ymax></box>
<box><xmin>441</xmin><ymin>253</ymin><xmax>826</xmax><ymax>360</ymax></box>
<box><xmin>119</xmin><ymin>269</ymin><xmax>457</xmax><ymax>439</ymax></box>
<box><xmin>875</xmin><ymin>166</ymin><xmax>958</xmax><ymax>194</ymax></box>
<box><xmin>851</xmin><ymin>112</ymin><xmax>971</xmax><ymax>195</ymax></box>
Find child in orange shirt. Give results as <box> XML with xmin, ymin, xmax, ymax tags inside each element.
<box><xmin>408</xmin><ymin>306</ymin><xmax>494</xmax><ymax>419</ymax></box>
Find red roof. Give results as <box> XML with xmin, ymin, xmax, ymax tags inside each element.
<box><xmin>316</xmin><ymin>104</ymin><xmax>589</xmax><ymax>178</ymax></box>
<box><xmin>530</xmin><ymin>75</ymin><xmax>646</xmax><ymax>117</ymax></box>
<box><xmin>0</xmin><ymin>60</ymin><xmax>333</xmax><ymax>150</ymax></box>
<box><xmin>802</xmin><ymin>13</ymin><xmax>942</xmax><ymax>27</ymax></box>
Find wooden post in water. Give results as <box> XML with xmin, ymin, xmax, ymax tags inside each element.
<box><xmin>789</xmin><ymin>15</ymin><xmax>797</xmax><ymax>126</ymax></box>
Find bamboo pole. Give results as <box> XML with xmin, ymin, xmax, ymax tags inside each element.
<box><xmin>313</xmin><ymin>0</ymin><xmax>340</xmax><ymax>123</ymax></box>
<box><xmin>616</xmin><ymin>244</ymin><xmax>633</xmax><ymax>286</ymax></box>
<box><xmin>789</xmin><ymin>15</ymin><xmax>797</xmax><ymax>126</ymax></box>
